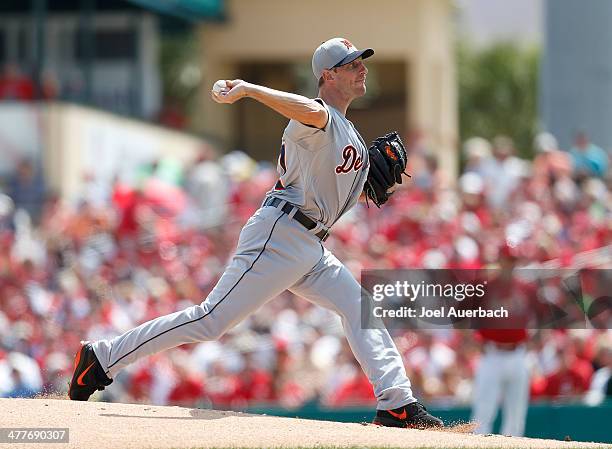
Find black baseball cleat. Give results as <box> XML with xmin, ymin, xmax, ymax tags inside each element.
<box><xmin>68</xmin><ymin>342</ymin><xmax>113</xmax><ymax>401</ymax></box>
<box><xmin>373</xmin><ymin>402</ymin><xmax>444</xmax><ymax>429</ymax></box>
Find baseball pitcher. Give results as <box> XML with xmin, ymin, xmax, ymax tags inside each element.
<box><xmin>68</xmin><ymin>37</ymin><xmax>443</xmax><ymax>429</ymax></box>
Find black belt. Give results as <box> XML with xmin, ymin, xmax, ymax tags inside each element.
<box><xmin>263</xmin><ymin>197</ymin><xmax>330</xmax><ymax>241</ymax></box>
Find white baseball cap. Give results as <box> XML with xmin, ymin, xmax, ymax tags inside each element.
<box><xmin>312</xmin><ymin>37</ymin><xmax>374</xmax><ymax>80</ymax></box>
<box><xmin>534</xmin><ymin>132</ymin><xmax>558</xmax><ymax>153</ymax></box>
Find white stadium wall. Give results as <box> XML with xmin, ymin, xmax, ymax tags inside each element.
<box><xmin>0</xmin><ymin>102</ymin><xmax>207</xmax><ymax>201</ymax></box>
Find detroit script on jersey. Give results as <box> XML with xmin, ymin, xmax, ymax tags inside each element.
<box><xmin>267</xmin><ymin>99</ymin><xmax>369</xmax><ymax>228</ymax></box>
<box><xmin>335</xmin><ymin>145</ymin><xmax>364</xmax><ymax>174</ymax></box>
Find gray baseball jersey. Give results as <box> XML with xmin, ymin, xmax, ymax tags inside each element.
<box><xmin>269</xmin><ymin>99</ymin><xmax>368</xmax><ymax>228</ymax></box>
<box><xmin>91</xmin><ymin>99</ymin><xmax>416</xmax><ymax>410</ymax></box>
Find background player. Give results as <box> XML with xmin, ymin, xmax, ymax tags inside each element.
<box><xmin>471</xmin><ymin>244</ymin><xmax>531</xmax><ymax>436</ymax></box>
<box><xmin>68</xmin><ymin>37</ymin><xmax>443</xmax><ymax>429</ymax></box>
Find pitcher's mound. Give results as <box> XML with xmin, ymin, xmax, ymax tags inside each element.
<box><xmin>1</xmin><ymin>398</ymin><xmax>606</xmax><ymax>449</ymax></box>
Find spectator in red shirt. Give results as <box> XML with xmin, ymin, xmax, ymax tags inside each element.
<box><xmin>0</xmin><ymin>64</ymin><xmax>34</xmax><ymax>101</ymax></box>
<box><xmin>535</xmin><ymin>347</ymin><xmax>593</xmax><ymax>398</ymax></box>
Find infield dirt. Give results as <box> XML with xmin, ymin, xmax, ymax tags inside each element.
<box><xmin>1</xmin><ymin>398</ymin><xmax>609</xmax><ymax>449</ymax></box>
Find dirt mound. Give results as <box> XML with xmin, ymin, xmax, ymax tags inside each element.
<box><xmin>1</xmin><ymin>398</ymin><xmax>608</xmax><ymax>449</ymax></box>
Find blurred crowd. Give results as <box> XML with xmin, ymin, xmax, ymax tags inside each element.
<box><xmin>0</xmin><ymin>64</ymin><xmax>59</xmax><ymax>101</ymax></box>
<box><xmin>0</xmin><ymin>129</ymin><xmax>611</xmax><ymax>410</ymax></box>
<box><xmin>0</xmin><ymin>63</ymin><xmax>185</xmax><ymax>128</ymax></box>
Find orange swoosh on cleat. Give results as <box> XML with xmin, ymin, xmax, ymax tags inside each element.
<box><xmin>73</xmin><ymin>348</ymin><xmax>82</xmax><ymax>371</ymax></box>
<box><xmin>388</xmin><ymin>408</ymin><xmax>407</xmax><ymax>420</ymax></box>
<box><xmin>77</xmin><ymin>362</ymin><xmax>95</xmax><ymax>386</ymax></box>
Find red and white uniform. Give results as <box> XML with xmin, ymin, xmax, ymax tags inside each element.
<box><xmin>471</xmin><ymin>273</ymin><xmax>533</xmax><ymax>437</ymax></box>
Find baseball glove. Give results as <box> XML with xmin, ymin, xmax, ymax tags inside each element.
<box><xmin>363</xmin><ymin>131</ymin><xmax>409</xmax><ymax>207</ymax></box>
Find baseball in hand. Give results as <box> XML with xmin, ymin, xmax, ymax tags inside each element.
<box><xmin>212</xmin><ymin>80</ymin><xmax>228</xmax><ymax>95</ymax></box>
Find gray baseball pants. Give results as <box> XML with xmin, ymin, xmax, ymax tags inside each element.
<box><xmin>92</xmin><ymin>204</ymin><xmax>415</xmax><ymax>410</ymax></box>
